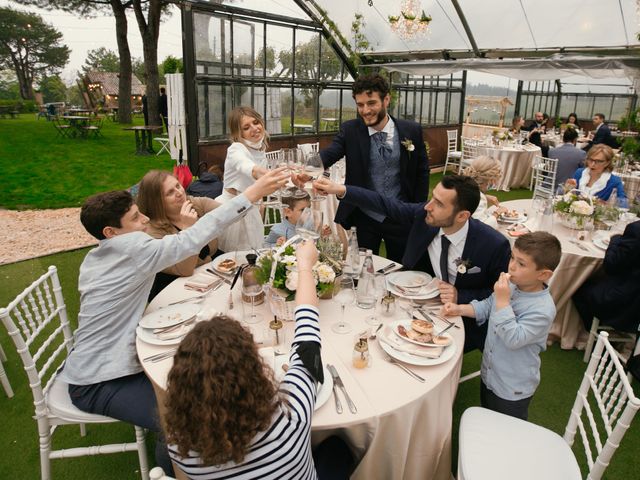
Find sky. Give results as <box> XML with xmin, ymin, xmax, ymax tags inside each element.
<box><xmin>1</xmin><ymin>0</ymin><xmax>184</xmax><ymax>84</ymax></box>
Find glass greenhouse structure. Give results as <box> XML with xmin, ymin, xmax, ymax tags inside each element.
<box><xmin>180</xmin><ymin>0</ymin><xmax>639</xmax><ymax>168</ymax></box>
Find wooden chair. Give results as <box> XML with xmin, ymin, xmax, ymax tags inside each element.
<box><xmin>82</xmin><ymin>116</ymin><xmax>104</xmax><ymax>138</ymax></box>
<box><xmin>457</xmin><ymin>332</ymin><xmax>640</xmax><ymax>480</ymax></box>
<box><xmin>444</xmin><ymin>129</ymin><xmax>462</xmax><ymax>173</ymax></box>
<box><xmin>0</xmin><ymin>344</ymin><xmax>13</xmax><ymax>397</ymax></box>
<box><xmin>52</xmin><ymin>116</ymin><xmax>72</xmax><ymax>138</ymax></box>
<box><xmin>0</xmin><ymin>266</ymin><xmax>150</xmax><ymax>480</ymax></box>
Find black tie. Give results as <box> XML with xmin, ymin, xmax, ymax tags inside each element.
<box><xmin>440</xmin><ymin>235</ymin><xmax>451</xmax><ymax>284</ymax></box>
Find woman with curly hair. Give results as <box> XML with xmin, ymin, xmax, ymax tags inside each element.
<box><xmin>462</xmin><ymin>155</ymin><xmax>505</xmax><ymax>228</ymax></box>
<box><xmin>164</xmin><ymin>241</ymin><xmax>353</xmax><ymax>479</ymax></box>
<box><xmin>137</xmin><ymin>170</ymin><xmax>221</xmax><ymax>301</ymax></box>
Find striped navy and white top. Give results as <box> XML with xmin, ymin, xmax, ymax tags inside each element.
<box><xmin>168</xmin><ymin>304</ymin><xmax>321</xmax><ymax>480</ymax></box>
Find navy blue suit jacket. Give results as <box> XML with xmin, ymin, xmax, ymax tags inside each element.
<box><xmin>341</xmin><ymin>186</ymin><xmax>511</xmax><ymax>305</ymax></box>
<box><xmin>590</xmin><ymin>124</ymin><xmax>617</xmax><ymax>149</ymax></box>
<box><xmin>321</xmin><ymin>116</ymin><xmax>429</xmax><ymax>227</ymax></box>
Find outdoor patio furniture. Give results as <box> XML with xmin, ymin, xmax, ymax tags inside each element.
<box><xmin>0</xmin><ymin>266</ymin><xmax>150</xmax><ymax>480</ymax></box>
<box><xmin>154</xmin><ymin>136</ymin><xmax>170</xmax><ymax>155</ymax></box>
<box><xmin>445</xmin><ymin>129</ymin><xmax>463</xmax><ymax>173</ymax></box>
<box><xmin>0</xmin><ymin>344</ymin><xmax>12</xmax><ymax>398</ymax></box>
<box><xmin>82</xmin><ymin>116</ymin><xmax>104</xmax><ymax>138</ymax></box>
<box><xmin>52</xmin><ymin>116</ymin><xmax>72</xmax><ymax>138</ymax></box>
<box><xmin>123</xmin><ymin>125</ymin><xmax>163</xmax><ymax>155</ymax></box>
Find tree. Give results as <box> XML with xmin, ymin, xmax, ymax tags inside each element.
<box><xmin>38</xmin><ymin>74</ymin><xmax>67</xmax><ymax>102</ymax></box>
<box><xmin>82</xmin><ymin>47</ymin><xmax>120</xmax><ymax>74</ymax></box>
<box><xmin>132</xmin><ymin>57</ymin><xmax>146</xmax><ymax>83</ymax></box>
<box><xmin>0</xmin><ymin>70</ymin><xmax>20</xmax><ymax>100</ymax></box>
<box><xmin>0</xmin><ymin>7</ymin><xmax>70</xmax><ymax>100</ymax></box>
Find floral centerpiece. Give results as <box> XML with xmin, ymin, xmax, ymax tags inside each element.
<box><xmin>553</xmin><ymin>189</ymin><xmax>596</xmax><ymax>229</ymax></box>
<box><xmin>492</xmin><ymin>129</ymin><xmax>514</xmax><ymax>144</ymax></box>
<box><xmin>255</xmin><ymin>245</ymin><xmax>338</xmax><ymax>301</ymax></box>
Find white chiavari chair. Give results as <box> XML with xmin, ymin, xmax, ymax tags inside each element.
<box><xmin>444</xmin><ymin>129</ymin><xmax>462</xmax><ymax>173</ymax></box>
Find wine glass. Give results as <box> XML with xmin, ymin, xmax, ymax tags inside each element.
<box><xmin>295</xmin><ymin>208</ymin><xmax>323</xmax><ymax>242</ymax></box>
<box><xmin>287</xmin><ymin>149</ymin><xmax>307</xmax><ymax>199</ymax></box>
<box><xmin>304</xmin><ymin>152</ymin><xmax>327</xmax><ymax>201</ymax></box>
<box><xmin>366</xmin><ymin>273</ymin><xmax>388</xmax><ymax>326</ymax></box>
<box><xmin>332</xmin><ymin>276</ymin><xmax>355</xmax><ymax>334</ymax></box>
<box><xmin>268</xmin><ymin>152</ymin><xmax>292</xmax><ymax>199</ymax></box>
<box><xmin>242</xmin><ymin>283</ymin><xmax>264</xmax><ymax>324</ymax></box>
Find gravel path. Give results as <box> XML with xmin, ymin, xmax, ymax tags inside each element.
<box><xmin>1</xmin><ymin>208</ymin><xmax>97</xmax><ymax>265</ymax></box>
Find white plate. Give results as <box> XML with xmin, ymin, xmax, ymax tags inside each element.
<box><xmin>499</xmin><ymin>212</ymin><xmax>527</xmax><ymax>223</ymax></box>
<box><xmin>388</xmin><ymin>271</ymin><xmax>432</xmax><ymax>289</ymax></box>
<box><xmin>211</xmin><ymin>250</ymin><xmax>251</xmax><ymax>274</ymax></box>
<box><xmin>380</xmin><ymin>331</ymin><xmax>457</xmax><ymax>367</ymax></box>
<box><xmin>386</xmin><ymin>272</ymin><xmax>439</xmax><ymax>300</ymax></box>
<box><xmin>266</xmin><ymin>349</ymin><xmax>333</xmax><ymax>411</ymax></box>
<box><xmin>138</xmin><ymin>304</ymin><xmax>200</xmax><ymax>329</ymax></box>
<box><xmin>592</xmin><ymin>237</ymin><xmax>609</xmax><ymax>250</ymax></box>
<box><xmin>390</xmin><ymin>320</ymin><xmax>453</xmax><ymax>348</ymax></box>
<box><xmin>136</xmin><ymin>326</ymin><xmax>186</xmax><ymax>346</ymax></box>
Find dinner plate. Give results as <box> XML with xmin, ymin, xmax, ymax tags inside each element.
<box><xmin>211</xmin><ymin>250</ymin><xmax>251</xmax><ymax>274</ymax></box>
<box><xmin>592</xmin><ymin>237</ymin><xmax>609</xmax><ymax>250</ymax></box>
<box><xmin>136</xmin><ymin>325</ymin><xmax>187</xmax><ymax>346</ymax></box>
<box><xmin>498</xmin><ymin>212</ymin><xmax>527</xmax><ymax>223</ymax></box>
<box><xmin>390</xmin><ymin>320</ymin><xmax>453</xmax><ymax>348</ymax></box>
<box><xmin>387</xmin><ymin>271</ymin><xmax>432</xmax><ymax>290</ymax></box>
<box><xmin>380</xmin><ymin>331</ymin><xmax>457</xmax><ymax>367</ymax></box>
<box><xmin>386</xmin><ymin>272</ymin><xmax>439</xmax><ymax>300</ymax></box>
<box><xmin>138</xmin><ymin>304</ymin><xmax>200</xmax><ymax>329</ymax></box>
<box><xmin>262</xmin><ymin>348</ymin><xmax>333</xmax><ymax>411</ymax></box>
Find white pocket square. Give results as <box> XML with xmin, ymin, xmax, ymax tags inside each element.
<box><xmin>467</xmin><ymin>266</ymin><xmax>482</xmax><ymax>274</ymax></box>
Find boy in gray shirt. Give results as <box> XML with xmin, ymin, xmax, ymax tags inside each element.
<box><xmin>442</xmin><ymin>232</ymin><xmax>562</xmax><ymax>420</ymax></box>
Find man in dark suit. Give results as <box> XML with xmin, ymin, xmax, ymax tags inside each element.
<box><xmin>584</xmin><ymin>113</ymin><xmax>616</xmax><ymax>151</ymax></box>
<box><xmin>314</xmin><ymin>73</ymin><xmax>429</xmax><ymax>262</ymax></box>
<box><xmin>548</xmin><ymin>127</ymin><xmax>586</xmax><ymax>188</ymax></box>
<box><xmin>158</xmin><ymin>87</ymin><xmax>168</xmax><ymax>134</ymax></box>
<box><xmin>314</xmin><ymin>174</ymin><xmax>511</xmax><ymax>352</ymax></box>
<box><xmin>573</xmin><ymin>220</ymin><xmax>640</xmax><ymax>333</ymax></box>
<box><xmin>523</xmin><ymin>111</ymin><xmax>549</xmax><ymax>157</ymax></box>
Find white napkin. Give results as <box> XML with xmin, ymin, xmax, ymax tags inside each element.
<box><xmin>184</xmin><ymin>273</ymin><xmax>218</xmax><ymax>292</ymax></box>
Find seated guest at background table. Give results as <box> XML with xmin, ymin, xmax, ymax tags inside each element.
<box><xmin>510</xmin><ymin>115</ymin><xmax>525</xmax><ymax>135</ymax></box>
<box><xmin>566</xmin><ymin>144</ymin><xmax>628</xmax><ymax>207</ymax></box>
<box><xmin>462</xmin><ymin>155</ymin><xmax>506</xmax><ymax>229</ymax></box>
<box><xmin>523</xmin><ymin>111</ymin><xmax>549</xmax><ymax>156</ymax></box>
<box><xmin>186</xmin><ymin>162</ymin><xmax>224</xmax><ymax>200</ymax></box>
<box><xmin>164</xmin><ymin>240</ymin><xmax>354</xmax><ymax>480</ymax></box>
<box><xmin>573</xmin><ymin>220</ymin><xmax>640</xmax><ymax>334</ymax></box>
<box><xmin>216</xmin><ymin>106</ymin><xmax>271</xmax><ymax>252</ymax></box>
<box><xmin>58</xmin><ymin>170</ymin><xmax>288</xmax><ymax>476</ymax></box>
<box><xmin>308</xmin><ymin>73</ymin><xmax>429</xmax><ymax>263</ymax></box>
<box><xmin>137</xmin><ymin>170</ymin><xmax>221</xmax><ymax>301</ymax></box>
<box><xmin>565</xmin><ymin>112</ymin><xmax>580</xmax><ymax>129</ymax></box>
<box><xmin>442</xmin><ymin>232</ymin><xmax>561</xmax><ymax>421</ymax></box>
<box><xmin>584</xmin><ymin>113</ymin><xmax>617</xmax><ymax>151</ymax></box>
<box><xmin>314</xmin><ymin>174</ymin><xmax>511</xmax><ymax>353</ymax></box>
<box><xmin>548</xmin><ymin>127</ymin><xmax>586</xmax><ymax>189</ymax></box>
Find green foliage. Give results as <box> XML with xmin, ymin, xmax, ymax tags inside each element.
<box><xmin>0</xmin><ymin>99</ymin><xmax>37</xmax><ymax>112</ymax></box>
<box><xmin>82</xmin><ymin>47</ymin><xmax>120</xmax><ymax>75</ymax></box>
<box><xmin>255</xmin><ymin>46</ymin><xmax>276</xmax><ymax>71</ymax></box>
<box><xmin>617</xmin><ymin>107</ymin><xmax>639</xmax><ymax>132</ymax></box>
<box><xmin>621</xmin><ymin>136</ymin><xmax>640</xmax><ymax>160</ymax></box>
<box><xmin>38</xmin><ymin>75</ymin><xmax>67</xmax><ymax>102</ymax></box>
<box><xmin>160</xmin><ymin>55</ymin><xmax>183</xmax><ymax>75</ymax></box>
<box><xmin>132</xmin><ymin>57</ymin><xmax>146</xmax><ymax>83</ymax></box>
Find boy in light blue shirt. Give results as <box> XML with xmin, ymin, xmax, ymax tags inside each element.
<box><xmin>265</xmin><ymin>190</ymin><xmax>311</xmax><ymax>247</ymax></box>
<box><xmin>442</xmin><ymin>231</ymin><xmax>562</xmax><ymax>420</ymax></box>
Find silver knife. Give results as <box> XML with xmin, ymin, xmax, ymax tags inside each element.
<box><xmin>420</xmin><ymin>308</ymin><xmax>461</xmax><ymax>329</ymax></box>
<box><xmin>568</xmin><ymin>239</ymin><xmax>590</xmax><ymax>252</ymax></box>
<box><xmin>328</xmin><ymin>364</ymin><xmax>357</xmax><ymax>413</ymax></box>
<box><xmin>326</xmin><ymin>364</ymin><xmax>343</xmax><ymax>414</ymax></box>
<box><xmin>435</xmin><ymin>322</ymin><xmax>456</xmax><ymax>337</ymax></box>
<box><xmin>376</xmin><ymin>262</ymin><xmax>397</xmax><ymax>274</ymax></box>
<box><xmin>205</xmin><ymin>269</ymin><xmax>232</xmax><ymax>285</ymax></box>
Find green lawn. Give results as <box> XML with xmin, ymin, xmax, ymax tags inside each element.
<box><xmin>0</xmin><ymin>114</ymin><xmax>175</xmax><ymax>209</ymax></box>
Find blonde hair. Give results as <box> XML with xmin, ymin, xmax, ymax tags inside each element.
<box><xmin>228</xmin><ymin>106</ymin><xmax>269</xmax><ymax>149</ymax></box>
<box><xmin>462</xmin><ymin>156</ymin><xmax>503</xmax><ymax>188</ymax></box>
<box><xmin>137</xmin><ymin>170</ymin><xmax>178</xmax><ymax>230</ymax></box>
<box><xmin>587</xmin><ymin>144</ymin><xmax>615</xmax><ymax>172</ymax></box>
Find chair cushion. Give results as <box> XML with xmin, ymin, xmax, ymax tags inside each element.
<box><xmin>458</xmin><ymin>407</ymin><xmax>581</xmax><ymax>480</ymax></box>
<box><xmin>46</xmin><ymin>377</ymin><xmax>117</xmax><ymax>424</ymax></box>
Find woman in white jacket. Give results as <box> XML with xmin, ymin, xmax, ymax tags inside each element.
<box><xmin>216</xmin><ymin>106</ymin><xmax>270</xmax><ymax>251</ymax></box>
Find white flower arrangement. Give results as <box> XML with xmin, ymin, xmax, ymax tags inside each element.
<box><xmin>401</xmin><ymin>138</ymin><xmax>415</xmax><ymax>152</ymax></box>
<box><xmin>569</xmin><ymin>200</ymin><xmax>594</xmax><ymax>216</ymax></box>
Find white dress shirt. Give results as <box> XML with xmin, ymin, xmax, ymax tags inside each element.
<box><xmin>427</xmin><ymin>221</ymin><xmax>470</xmax><ymax>285</ymax></box>
<box><xmin>367</xmin><ymin>114</ymin><xmax>395</xmax><ymax>146</ymax></box>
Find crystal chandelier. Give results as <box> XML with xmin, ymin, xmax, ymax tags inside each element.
<box><xmin>388</xmin><ymin>0</ymin><xmax>432</xmax><ymax>41</ymax></box>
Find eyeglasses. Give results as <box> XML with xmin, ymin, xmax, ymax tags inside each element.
<box><xmin>587</xmin><ymin>158</ymin><xmax>608</xmax><ymax>165</ymax></box>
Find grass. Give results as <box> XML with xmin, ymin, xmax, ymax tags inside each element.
<box><xmin>0</xmin><ymin>114</ymin><xmax>175</xmax><ymax>210</ymax></box>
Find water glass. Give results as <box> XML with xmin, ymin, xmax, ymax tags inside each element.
<box><xmin>331</xmin><ymin>276</ymin><xmax>355</xmax><ymax>334</ymax></box>
<box><xmin>366</xmin><ymin>273</ymin><xmax>388</xmax><ymax>326</ymax></box>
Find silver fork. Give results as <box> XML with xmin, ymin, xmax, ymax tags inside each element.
<box><xmin>383</xmin><ymin>354</ymin><xmax>426</xmax><ymax>382</ymax></box>
<box><xmin>143</xmin><ymin>349</ymin><xmax>177</xmax><ymax>362</ymax></box>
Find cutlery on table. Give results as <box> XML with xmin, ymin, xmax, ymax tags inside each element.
<box><xmin>434</xmin><ymin>322</ymin><xmax>456</xmax><ymax>337</ymax></box>
<box><xmin>326</xmin><ymin>364</ymin><xmax>343</xmax><ymax>414</ymax></box>
<box><xmin>205</xmin><ymin>269</ymin><xmax>232</xmax><ymax>285</ymax></box>
<box><xmin>568</xmin><ymin>239</ymin><xmax>590</xmax><ymax>252</ymax></box>
<box><xmin>376</xmin><ymin>262</ymin><xmax>397</xmax><ymax>274</ymax></box>
<box><xmin>369</xmin><ymin>324</ymin><xmax>383</xmax><ymax>340</ymax></box>
<box><xmin>419</xmin><ymin>307</ymin><xmax>460</xmax><ymax>329</ymax></box>
<box><xmin>383</xmin><ymin>353</ymin><xmax>426</xmax><ymax>383</ymax></box>
<box><xmin>153</xmin><ymin>317</ymin><xmax>196</xmax><ymax>334</ymax></box>
<box><xmin>143</xmin><ymin>348</ymin><xmax>177</xmax><ymax>363</ymax></box>
<box><xmin>328</xmin><ymin>364</ymin><xmax>357</xmax><ymax>414</ymax></box>
<box><xmin>167</xmin><ymin>294</ymin><xmax>207</xmax><ymax>306</ymax></box>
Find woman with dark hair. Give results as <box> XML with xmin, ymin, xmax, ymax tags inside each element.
<box><xmin>565</xmin><ymin>113</ymin><xmax>580</xmax><ymax>129</ymax></box>
<box><xmin>137</xmin><ymin>169</ymin><xmax>220</xmax><ymax>300</ymax></box>
<box><xmin>215</xmin><ymin>106</ymin><xmax>271</xmax><ymax>251</ymax></box>
<box><xmin>164</xmin><ymin>241</ymin><xmax>353</xmax><ymax>479</ymax></box>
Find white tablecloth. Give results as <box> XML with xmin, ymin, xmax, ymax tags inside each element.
<box><xmin>498</xmin><ymin>199</ymin><xmax>605</xmax><ymax>349</ymax></box>
<box><xmin>137</xmin><ymin>256</ymin><xmax>464</xmax><ymax>480</ymax></box>
<box><xmin>478</xmin><ymin>145</ymin><xmax>542</xmax><ymax>191</ymax></box>
<box><xmin>618</xmin><ymin>171</ymin><xmax>640</xmax><ymax>202</ymax></box>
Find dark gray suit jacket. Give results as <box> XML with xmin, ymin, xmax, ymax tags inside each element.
<box><xmin>548</xmin><ymin>143</ymin><xmax>586</xmax><ymax>188</ymax></box>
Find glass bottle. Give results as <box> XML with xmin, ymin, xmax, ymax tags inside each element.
<box><xmin>356</xmin><ymin>249</ymin><xmax>375</xmax><ymax>309</ymax></box>
<box><xmin>352</xmin><ymin>336</ymin><xmax>371</xmax><ymax>369</ymax></box>
<box><xmin>241</xmin><ymin>253</ymin><xmax>264</xmax><ymax>306</ymax></box>
<box><xmin>343</xmin><ymin>227</ymin><xmax>360</xmax><ymax>278</ymax></box>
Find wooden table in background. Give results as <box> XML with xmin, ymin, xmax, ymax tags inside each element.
<box><xmin>122</xmin><ymin>125</ymin><xmax>163</xmax><ymax>155</ymax></box>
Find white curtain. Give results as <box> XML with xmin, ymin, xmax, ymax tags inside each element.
<box><xmin>166</xmin><ymin>73</ymin><xmax>187</xmax><ymax>164</ymax></box>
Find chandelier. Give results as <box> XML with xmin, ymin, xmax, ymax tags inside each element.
<box><xmin>388</xmin><ymin>0</ymin><xmax>432</xmax><ymax>41</ymax></box>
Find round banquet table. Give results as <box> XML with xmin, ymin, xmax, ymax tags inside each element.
<box><xmin>617</xmin><ymin>171</ymin><xmax>640</xmax><ymax>202</ymax></box>
<box><xmin>478</xmin><ymin>144</ymin><xmax>542</xmax><ymax>191</ymax></box>
<box><xmin>137</xmin><ymin>255</ymin><xmax>464</xmax><ymax>480</ymax></box>
<box><xmin>497</xmin><ymin>199</ymin><xmax>606</xmax><ymax>349</ymax></box>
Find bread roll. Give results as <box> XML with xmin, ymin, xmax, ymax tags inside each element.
<box><xmin>411</xmin><ymin>319</ymin><xmax>433</xmax><ymax>334</ymax></box>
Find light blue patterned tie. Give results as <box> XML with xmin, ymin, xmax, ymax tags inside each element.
<box><xmin>372</xmin><ymin>131</ymin><xmax>392</xmax><ymax>159</ymax></box>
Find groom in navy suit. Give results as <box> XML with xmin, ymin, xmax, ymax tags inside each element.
<box><xmin>314</xmin><ymin>175</ymin><xmax>511</xmax><ymax>353</ymax></box>
<box><xmin>314</xmin><ymin>74</ymin><xmax>429</xmax><ymax>262</ymax></box>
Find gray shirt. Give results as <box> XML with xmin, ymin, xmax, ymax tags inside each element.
<box><xmin>59</xmin><ymin>195</ymin><xmax>252</xmax><ymax>386</ymax></box>
<box><xmin>548</xmin><ymin>143</ymin><xmax>586</xmax><ymax>189</ymax></box>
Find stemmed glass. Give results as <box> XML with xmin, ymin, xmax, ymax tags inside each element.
<box><xmin>366</xmin><ymin>273</ymin><xmax>388</xmax><ymax>326</ymax></box>
<box><xmin>295</xmin><ymin>208</ymin><xmax>323</xmax><ymax>242</ymax></box>
<box><xmin>268</xmin><ymin>152</ymin><xmax>291</xmax><ymax>199</ymax></box>
<box><xmin>331</xmin><ymin>276</ymin><xmax>355</xmax><ymax>334</ymax></box>
<box><xmin>305</xmin><ymin>152</ymin><xmax>326</xmax><ymax>202</ymax></box>
<box><xmin>286</xmin><ymin>149</ymin><xmax>307</xmax><ymax>199</ymax></box>
<box><xmin>242</xmin><ymin>282</ymin><xmax>264</xmax><ymax>324</ymax></box>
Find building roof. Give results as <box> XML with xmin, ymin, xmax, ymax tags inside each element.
<box><xmin>85</xmin><ymin>71</ymin><xmax>145</xmax><ymax>96</ymax></box>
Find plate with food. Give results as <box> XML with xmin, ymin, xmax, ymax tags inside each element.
<box><xmin>391</xmin><ymin>319</ymin><xmax>453</xmax><ymax>348</ymax></box>
<box><xmin>498</xmin><ymin>209</ymin><xmax>527</xmax><ymax>223</ymax></box>
<box><xmin>211</xmin><ymin>250</ymin><xmax>251</xmax><ymax>274</ymax></box>
<box><xmin>386</xmin><ymin>271</ymin><xmax>439</xmax><ymax>299</ymax></box>
<box><xmin>138</xmin><ymin>303</ymin><xmax>200</xmax><ymax>329</ymax></box>
<box><xmin>379</xmin><ymin>326</ymin><xmax>457</xmax><ymax>367</ymax></box>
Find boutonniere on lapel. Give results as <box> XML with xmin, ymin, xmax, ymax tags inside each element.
<box><xmin>401</xmin><ymin>138</ymin><xmax>415</xmax><ymax>152</ymax></box>
<box><xmin>454</xmin><ymin>257</ymin><xmax>473</xmax><ymax>274</ymax></box>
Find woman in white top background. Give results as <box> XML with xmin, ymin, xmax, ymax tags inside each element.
<box><xmin>216</xmin><ymin>106</ymin><xmax>271</xmax><ymax>251</ymax></box>
<box><xmin>462</xmin><ymin>155</ymin><xmax>505</xmax><ymax>229</ymax></box>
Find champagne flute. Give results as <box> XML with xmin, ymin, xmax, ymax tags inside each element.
<box><xmin>242</xmin><ymin>283</ymin><xmax>264</xmax><ymax>324</ymax></box>
<box><xmin>288</xmin><ymin>149</ymin><xmax>308</xmax><ymax>199</ymax></box>
<box><xmin>332</xmin><ymin>276</ymin><xmax>355</xmax><ymax>334</ymax></box>
<box><xmin>295</xmin><ymin>208</ymin><xmax>323</xmax><ymax>242</ymax></box>
<box><xmin>366</xmin><ymin>273</ymin><xmax>388</xmax><ymax>326</ymax></box>
<box><xmin>268</xmin><ymin>152</ymin><xmax>292</xmax><ymax>199</ymax></box>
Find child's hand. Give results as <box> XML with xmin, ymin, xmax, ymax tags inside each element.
<box><xmin>321</xmin><ymin>225</ymin><xmax>331</xmax><ymax>237</ymax></box>
<box><xmin>494</xmin><ymin>272</ymin><xmax>511</xmax><ymax>309</ymax></box>
<box><xmin>275</xmin><ymin>236</ymin><xmax>286</xmax><ymax>247</ymax></box>
<box><xmin>441</xmin><ymin>302</ymin><xmax>460</xmax><ymax>317</ymax></box>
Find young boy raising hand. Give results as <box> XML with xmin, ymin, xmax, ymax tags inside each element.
<box><xmin>442</xmin><ymin>231</ymin><xmax>562</xmax><ymax>420</ymax></box>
